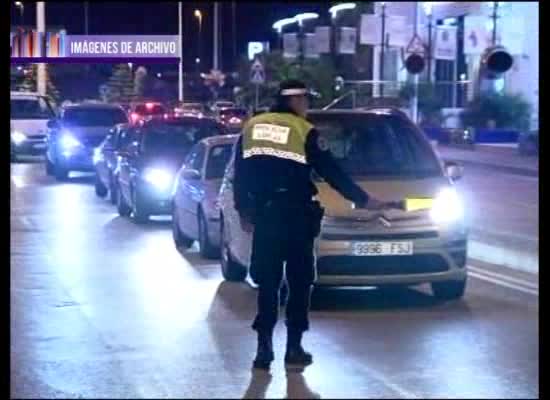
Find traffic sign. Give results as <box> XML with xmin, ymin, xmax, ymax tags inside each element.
<box><xmin>406</xmin><ymin>33</ymin><xmax>426</xmax><ymax>55</ymax></box>
<box><xmin>250</xmin><ymin>59</ymin><xmax>265</xmax><ymax>84</ymax></box>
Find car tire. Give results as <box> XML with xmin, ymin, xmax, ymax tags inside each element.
<box><xmin>94</xmin><ymin>175</ymin><xmax>108</xmax><ymax>198</ymax></box>
<box><xmin>132</xmin><ymin>187</ymin><xmax>149</xmax><ymax>224</ymax></box>
<box><xmin>45</xmin><ymin>157</ymin><xmax>54</xmax><ymax>176</ymax></box>
<box><xmin>117</xmin><ymin>185</ymin><xmax>132</xmax><ymax>217</ymax></box>
<box><xmin>431</xmin><ymin>278</ymin><xmax>467</xmax><ymax>301</ymax></box>
<box><xmin>109</xmin><ymin>175</ymin><xmax>118</xmax><ymax>205</ymax></box>
<box><xmin>198</xmin><ymin>209</ymin><xmax>219</xmax><ymax>259</ymax></box>
<box><xmin>54</xmin><ymin>163</ymin><xmax>69</xmax><ymax>181</ymax></box>
<box><xmin>172</xmin><ymin>205</ymin><xmax>194</xmax><ymax>249</ymax></box>
<box><xmin>220</xmin><ymin>215</ymin><xmax>247</xmax><ymax>281</ymax></box>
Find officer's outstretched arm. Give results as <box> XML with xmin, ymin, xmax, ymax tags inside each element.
<box><xmin>305</xmin><ymin>129</ymin><xmax>369</xmax><ymax>206</ymax></box>
<box><xmin>233</xmin><ymin>135</ymin><xmax>255</xmax><ymax>219</ymax></box>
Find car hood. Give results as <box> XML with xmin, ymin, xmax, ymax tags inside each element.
<box><xmin>11</xmin><ymin>119</ymin><xmax>49</xmax><ymax>136</ymax></box>
<box><xmin>60</xmin><ymin>125</ymin><xmax>113</xmax><ymax>147</ymax></box>
<box><xmin>315</xmin><ymin>175</ymin><xmax>450</xmax><ymax>219</ymax></box>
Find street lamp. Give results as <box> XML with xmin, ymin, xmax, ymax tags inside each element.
<box><xmin>328</xmin><ymin>3</ymin><xmax>356</xmax><ymax>19</ymax></box>
<box><xmin>423</xmin><ymin>2</ymin><xmax>434</xmax><ymax>82</ymax></box>
<box><xmin>194</xmin><ymin>9</ymin><xmax>203</xmax><ymax>73</ymax></box>
<box><xmin>272</xmin><ymin>17</ymin><xmax>297</xmax><ymax>50</ymax></box>
<box><xmin>15</xmin><ymin>1</ymin><xmax>24</xmax><ymax>25</ymax></box>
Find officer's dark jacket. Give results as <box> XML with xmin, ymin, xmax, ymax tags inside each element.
<box><xmin>233</xmin><ymin>106</ymin><xmax>369</xmax><ymax>219</ymax></box>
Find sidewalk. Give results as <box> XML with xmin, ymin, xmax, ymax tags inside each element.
<box><xmin>436</xmin><ymin>144</ymin><xmax>539</xmax><ymax>177</ymax></box>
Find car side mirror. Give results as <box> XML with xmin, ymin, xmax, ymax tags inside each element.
<box><xmin>182</xmin><ymin>168</ymin><xmax>201</xmax><ymax>180</ymax></box>
<box><xmin>445</xmin><ymin>161</ymin><xmax>463</xmax><ymax>181</ymax></box>
<box><xmin>47</xmin><ymin>119</ymin><xmax>58</xmax><ymax>129</ymax></box>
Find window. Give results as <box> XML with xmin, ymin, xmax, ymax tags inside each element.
<box><xmin>191</xmin><ymin>144</ymin><xmax>206</xmax><ymax>172</ymax></box>
<box><xmin>310</xmin><ymin>113</ymin><xmax>441</xmax><ymax>178</ymax></box>
<box><xmin>63</xmin><ymin>108</ymin><xmax>128</xmax><ymax>127</ymax></box>
<box><xmin>11</xmin><ymin>97</ymin><xmax>55</xmax><ymax>120</ymax></box>
<box><xmin>205</xmin><ymin>144</ymin><xmax>234</xmax><ymax>180</ymax></box>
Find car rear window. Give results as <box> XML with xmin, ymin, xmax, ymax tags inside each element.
<box><xmin>141</xmin><ymin>120</ymin><xmax>223</xmax><ymax>153</ymax></box>
<box><xmin>63</xmin><ymin>108</ymin><xmax>129</xmax><ymax>126</ymax></box>
<box><xmin>11</xmin><ymin>97</ymin><xmax>55</xmax><ymax>120</ymax></box>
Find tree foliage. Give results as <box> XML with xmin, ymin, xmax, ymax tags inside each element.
<box><xmin>102</xmin><ymin>64</ymin><xmax>136</xmax><ymax>105</ymax></box>
<box><xmin>460</xmin><ymin>93</ymin><xmax>532</xmax><ymax>131</ymax></box>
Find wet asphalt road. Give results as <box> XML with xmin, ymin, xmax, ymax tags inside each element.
<box><xmin>11</xmin><ymin>160</ymin><xmax>538</xmax><ymax>399</ymax></box>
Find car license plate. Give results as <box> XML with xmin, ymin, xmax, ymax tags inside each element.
<box><xmin>33</xmin><ymin>143</ymin><xmax>46</xmax><ymax>150</ymax></box>
<box><xmin>352</xmin><ymin>241</ymin><xmax>413</xmax><ymax>256</ymax></box>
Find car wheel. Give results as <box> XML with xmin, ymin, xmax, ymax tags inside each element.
<box><xmin>117</xmin><ymin>185</ymin><xmax>132</xmax><ymax>217</ymax></box>
<box><xmin>94</xmin><ymin>174</ymin><xmax>108</xmax><ymax>198</ymax></box>
<box><xmin>109</xmin><ymin>175</ymin><xmax>118</xmax><ymax>205</ymax></box>
<box><xmin>198</xmin><ymin>209</ymin><xmax>219</xmax><ymax>259</ymax></box>
<box><xmin>132</xmin><ymin>187</ymin><xmax>149</xmax><ymax>224</ymax></box>
<box><xmin>54</xmin><ymin>163</ymin><xmax>69</xmax><ymax>181</ymax></box>
<box><xmin>45</xmin><ymin>157</ymin><xmax>54</xmax><ymax>176</ymax></box>
<box><xmin>172</xmin><ymin>205</ymin><xmax>194</xmax><ymax>249</ymax></box>
<box><xmin>220</xmin><ymin>215</ymin><xmax>247</xmax><ymax>281</ymax></box>
<box><xmin>431</xmin><ymin>278</ymin><xmax>467</xmax><ymax>301</ymax></box>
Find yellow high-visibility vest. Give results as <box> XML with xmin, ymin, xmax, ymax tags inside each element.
<box><xmin>242</xmin><ymin>112</ymin><xmax>313</xmax><ymax>165</ymax></box>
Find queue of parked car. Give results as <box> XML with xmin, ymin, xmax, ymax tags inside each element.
<box><xmin>11</xmin><ymin>93</ymin><xmax>470</xmax><ymax>301</ymax></box>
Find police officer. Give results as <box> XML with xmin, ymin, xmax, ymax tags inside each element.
<box><xmin>234</xmin><ymin>80</ymin><xmax>399</xmax><ymax>370</ymax></box>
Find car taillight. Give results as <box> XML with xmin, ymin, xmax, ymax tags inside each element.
<box><xmin>229</xmin><ymin>117</ymin><xmax>242</xmax><ymax>124</ymax></box>
<box><xmin>146</xmin><ymin>102</ymin><xmax>154</xmax><ymax>109</ymax></box>
<box><xmin>131</xmin><ymin>112</ymin><xmax>139</xmax><ymax>123</ymax></box>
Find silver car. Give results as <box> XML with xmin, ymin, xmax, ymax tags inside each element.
<box><xmin>218</xmin><ymin>108</ymin><xmax>469</xmax><ymax>301</ymax></box>
<box><xmin>172</xmin><ymin>134</ymin><xmax>239</xmax><ymax>259</ymax></box>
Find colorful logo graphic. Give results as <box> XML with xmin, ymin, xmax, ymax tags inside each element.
<box><xmin>11</xmin><ymin>28</ymin><xmax>66</xmax><ymax>57</ymax></box>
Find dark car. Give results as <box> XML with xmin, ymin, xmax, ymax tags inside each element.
<box><xmin>217</xmin><ymin>107</ymin><xmax>249</xmax><ymax>133</ymax></box>
<box><xmin>45</xmin><ymin>103</ymin><xmax>129</xmax><ymax>181</ymax></box>
<box><xmin>93</xmin><ymin>123</ymin><xmax>138</xmax><ymax>203</ymax></box>
<box><xmin>115</xmin><ymin>116</ymin><xmax>227</xmax><ymax>223</ymax></box>
<box><xmin>129</xmin><ymin>102</ymin><xmax>167</xmax><ymax>125</ymax></box>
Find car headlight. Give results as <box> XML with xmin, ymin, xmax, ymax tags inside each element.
<box><xmin>430</xmin><ymin>187</ymin><xmax>464</xmax><ymax>224</ymax></box>
<box><xmin>11</xmin><ymin>131</ymin><xmax>26</xmax><ymax>145</ymax></box>
<box><xmin>143</xmin><ymin>168</ymin><xmax>173</xmax><ymax>191</ymax></box>
<box><xmin>59</xmin><ymin>133</ymin><xmax>81</xmax><ymax>149</ymax></box>
<box><xmin>92</xmin><ymin>148</ymin><xmax>102</xmax><ymax>164</ymax></box>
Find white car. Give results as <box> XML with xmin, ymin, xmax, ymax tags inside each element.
<box><xmin>218</xmin><ymin>108</ymin><xmax>469</xmax><ymax>300</ymax></box>
<box><xmin>11</xmin><ymin>91</ymin><xmax>56</xmax><ymax>161</ymax></box>
<box><xmin>172</xmin><ymin>134</ymin><xmax>239</xmax><ymax>258</ymax></box>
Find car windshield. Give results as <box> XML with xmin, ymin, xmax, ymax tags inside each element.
<box><xmin>309</xmin><ymin>113</ymin><xmax>441</xmax><ymax>178</ymax></box>
<box><xmin>135</xmin><ymin>104</ymin><xmax>165</xmax><ymax>115</ymax></box>
<box><xmin>141</xmin><ymin>120</ymin><xmax>221</xmax><ymax>153</ymax></box>
<box><xmin>11</xmin><ymin>97</ymin><xmax>54</xmax><ymax>120</ymax></box>
<box><xmin>220</xmin><ymin>109</ymin><xmax>247</xmax><ymax>118</ymax></box>
<box><xmin>63</xmin><ymin>108</ymin><xmax>128</xmax><ymax>127</ymax></box>
<box><xmin>205</xmin><ymin>144</ymin><xmax>234</xmax><ymax>179</ymax></box>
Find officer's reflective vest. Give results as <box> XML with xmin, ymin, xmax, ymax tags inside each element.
<box><xmin>242</xmin><ymin>112</ymin><xmax>313</xmax><ymax>165</ymax></box>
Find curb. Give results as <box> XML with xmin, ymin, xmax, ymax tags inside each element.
<box><xmin>443</xmin><ymin>158</ymin><xmax>538</xmax><ymax>178</ymax></box>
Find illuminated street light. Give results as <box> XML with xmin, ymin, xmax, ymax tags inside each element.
<box><xmin>156</xmin><ymin>72</ymin><xmax>162</xmax><ymax>78</ymax></box>
<box><xmin>195</xmin><ymin>58</ymin><xmax>200</xmax><ymax>64</ymax></box>
<box><xmin>14</xmin><ymin>1</ymin><xmax>24</xmax><ymax>24</ymax></box>
<box><xmin>329</xmin><ymin>3</ymin><xmax>356</xmax><ymax>19</ymax></box>
<box><xmin>423</xmin><ymin>2</ymin><xmax>433</xmax><ymax>16</ymax></box>
<box><xmin>272</xmin><ymin>17</ymin><xmax>297</xmax><ymax>34</ymax></box>
<box><xmin>294</xmin><ymin>12</ymin><xmax>319</xmax><ymax>27</ymax></box>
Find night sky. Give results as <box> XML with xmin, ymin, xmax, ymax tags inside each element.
<box><xmin>10</xmin><ymin>2</ymin><xmax>328</xmax><ymax>72</ymax></box>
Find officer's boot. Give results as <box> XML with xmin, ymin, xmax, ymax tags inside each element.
<box><xmin>284</xmin><ymin>329</ymin><xmax>313</xmax><ymax>368</ymax></box>
<box><xmin>253</xmin><ymin>330</ymin><xmax>274</xmax><ymax>370</ymax></box>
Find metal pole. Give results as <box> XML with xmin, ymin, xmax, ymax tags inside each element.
<box><xmin>36</xmin><ymin>2</ymin><xmax>46</xmax><ymax>96</ymax></box>
<box><xmin>379</xmin><ymin>3</ymin><xmax>386</xmax><ymax>97</ymax></box>
<box><xmin>232</xmin><ymin>1</ymin><xmax>236</xmax><ymax>65</ymax></box>
<box><xmin>491</xmin><ymin>2</ymin><xmax>499</xmax><ymax>45</ymax></box>
<box><xmin>255</xmin><ymin>83</ymin><xmax>259</xmax><ymax>110</ymax></box>
<box><xmin>299</xmin><ymin>22</ymin><xmax>305</xmax><ymax>69</ymax></box>
<box><xmin>411</xmin><ymin>2</ymin><xmax>420</xmax><ymax>124</ymax></box>
<box><xmin>84</xmin><ymin>2</ymin><xmax>89</xmax><ymax>34</ymax></box>
<box><xmin>427</xmin><ymin>14</ymin><xmax>432</xmax><ymax>83</ymax></box>
<box><xmin>213</xmin><ymin>2</ymin><xmax>219</xmax><ymax>70</ymax></box>
<box><xmin>178</xmin><ymin>2</ymin><xmax>183</xmax><ymax>102</ymax></box>
<box><xmin>452</xmin><ymin>59</ymin><xmax>457</xmax><ymax>108</ymax></box>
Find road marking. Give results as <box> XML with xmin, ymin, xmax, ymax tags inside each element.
<box><xmin>467</xmin><ymin>271</ymin><xmax>539</xmax><ymax>296</ymax></box>
<box><xmin>467</xmin><ymin>265</ymin><xmax>538</xmax><ymax>289</ymax></box>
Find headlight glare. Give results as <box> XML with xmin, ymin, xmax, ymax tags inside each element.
<box><xmin>59</xmin><ymin>133</ymin><xmax>81</xmax><ymax>149</ymax></box>
<box><xmin>430</xmin><ymin>187</ymin><xmax>464</xmax><ymax>224</ymax></box>
<box><xmin>143</xmin><ymin>168</ymin><xmax>173</xmax><ymax>190</ymax></box>
<box><xmin>11</xmin><ymin>131</ymin><xmax>26</xmax><ymax>145</ymax></box>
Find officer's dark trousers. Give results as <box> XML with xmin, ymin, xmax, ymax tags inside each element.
<box><xmin>250</xmin><ymin>200</ymin><xmax>316</xmax><ymax>334</ymax></box>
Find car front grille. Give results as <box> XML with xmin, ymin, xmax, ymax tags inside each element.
<box><xmin>320</xmin><ymin>231</ymin><xmax>439</xmax><ymax>241</ymax></box>
<box><xmin>316</xmin><ymin>254</ymin><xmax>450</xmax><ymax>276</ymax></box>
